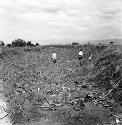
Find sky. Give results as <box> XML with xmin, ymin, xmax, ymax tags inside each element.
<box><xmin>0</xmin><ymin>0</ymin><xmax>122</xmax><ymax>44</ymax></box>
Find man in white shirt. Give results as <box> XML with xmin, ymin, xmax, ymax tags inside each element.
<box><xmin>52</xmin><ymin>51</ymin><xmax>57</xmax><ymax>63</ymax></box>
<box><xmin>78</xmin><ymin>49</ymin><xmax>83</xmax><ymax>65</ymax></box>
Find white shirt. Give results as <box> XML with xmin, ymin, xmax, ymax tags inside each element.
<box><xmin>52</xmin><ymin>53</ymin><xmax>56</xmax><ymax>59</ymax></box>
<box><xmin>79</xmin><ymin>51</ymin><xmax>83</xmax><ymax>56</ymax></box>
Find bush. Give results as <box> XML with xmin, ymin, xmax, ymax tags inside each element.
<box><xmin>12</xmin><ymin>39</ymin><xmax>26</xmax><ymax>47</ymax></box>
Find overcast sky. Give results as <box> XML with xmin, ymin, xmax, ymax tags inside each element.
<box><xmin>0</xmin><ymin>0</ymin><xmax>122</xmax><ymax>44</ymax></box>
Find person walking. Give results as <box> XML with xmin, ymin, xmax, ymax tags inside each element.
<box><xmin>78</xmin><ymin>49</ymin><xmax>83</xmax><ymax>65</ymax></box>
<box><xmin>52</xmin><ymin>51</ymin><xmax>57</xmax><ymax>63</ymax></box>
<box><xmin>88</xmin><ymin>52</ymin><xmax>92</xmax><ymax>60</ymax></box>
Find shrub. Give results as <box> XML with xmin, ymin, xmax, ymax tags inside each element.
<box><xmin>12</xmin><ymin>39</ymin><xmax>26</xmax><ymax>47</ymax></box>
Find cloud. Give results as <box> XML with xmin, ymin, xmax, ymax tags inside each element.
<box><xmin>97</xmin><ymin>8</ymin><xmax>121</xmax><ymax>21</ymax></box>
<box><xmin>0</xmin><ymin>0</ymin><xmax>121</xmax><ymax>43</ymax></box>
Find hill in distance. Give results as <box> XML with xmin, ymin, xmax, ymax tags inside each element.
<box><xmin>32</xmin><ymin>38</ymin><xmax>122</xmax><ymax>46</ymax></box>
<box><xmin>89</xmin><ymin>38</ymin><xmax>122</xmax><ymax>45</ymax></box>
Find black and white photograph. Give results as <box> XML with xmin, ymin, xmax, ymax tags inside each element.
<box><xmin>0</xmin><ymin>0</ymin><xmax>122</xmax><ymax>125</ymax></box>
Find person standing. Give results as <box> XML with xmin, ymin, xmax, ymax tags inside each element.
<box><xmin>78</xmin><ymin>49</ymin><xmax>83</xmax><ymax>65</ymax></box>
<box><xmin>88</xmin><ymin>52</ymin><xmax>92</xmax><ymax>60</ymax></box>
<box><xmin>52</xmin><ymin>51</ymin><xmax>57</xmax><ymax>63</ymax></box>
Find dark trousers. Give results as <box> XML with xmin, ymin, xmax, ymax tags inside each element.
<box><xmin>78</xmin><ymin>56</ymin><xmax>83</xmax><ymax>60</ymax></box>
<box><xmin>53</xmin><ymin>59</ymin><xmax>56</xmax><ymax>63</ymax></box>
<box><xmin>78</xmin><ymin>56</ymin><xmax>83</xmax><ymax>65</ymax></box>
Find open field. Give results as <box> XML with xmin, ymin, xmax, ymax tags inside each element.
<box><xmin>0</xmin><ymin>44</ymin><xmax>122</xmax><ymax>125</ymax></box>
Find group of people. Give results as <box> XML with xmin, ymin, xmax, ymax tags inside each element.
<box><xmin>51</xmin><ymin>49</ymin><xmax>92</xmax><ymax>65</ymax></box>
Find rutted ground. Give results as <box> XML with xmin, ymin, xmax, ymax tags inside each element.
<box><xmin>0</xmin><ymin>92</ymin><xmax>11</xmax><ymax>125</ymax></box>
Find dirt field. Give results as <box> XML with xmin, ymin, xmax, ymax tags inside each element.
<box><xmin>0</xmin><ymin>44</ymin><xmax>122</xmax><ymax>125</ymax></box>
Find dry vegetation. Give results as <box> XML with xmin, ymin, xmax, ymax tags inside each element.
<box><xmin>0</xmin><ymin>44</ymin><xmax>121</xmax><ymax>125</ymax></box>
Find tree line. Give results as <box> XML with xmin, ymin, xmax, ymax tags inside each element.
<box><xmin>0</xmin><ymin>39</ymin><xmax>39</xmax><ymax>47</ymax></box>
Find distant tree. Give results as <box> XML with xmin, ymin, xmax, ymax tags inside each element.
<box><xmin>12</xmin><ymin>39</ymin><xmax>26</xmax><ymax>47</ymax></box>
<box><xmin>0</xmin><ymin>41</ymin><xmax>5</xmax><ymax>46</ymax></box>
<box><xmin>31</xmin><ymin>43</ymin><xmax>34</xmax><ymax>46</ymax></box>
<box><xmin>26</xmin><ymin>41</ymin><xmax>35</xmax><ymax>46</ymax></box>
<box><xmin>72</xmin><ymin>42</ymin><xmax>79</xmax><ymax>46</ymax></box>
<box><xmin>6</xmin><ymin>44</ymin><xmax>12</xmax><ymax>47</ymax></box>
<box><xmin>110</xmin><ymin>42</ymin><xmax>114</xmax><ymax>45</ymax></box>
<box><xmin>26</xmin><ymin>41</ymin><xmax>32</xmax><ymax>46</ymax></box>
<box><xmin>35</xmin><ymin>43</ymin><xmax>39</xmax><ymax>46</ymax></box>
